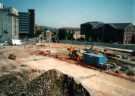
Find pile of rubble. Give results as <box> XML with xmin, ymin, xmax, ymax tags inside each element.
<box><xmin>0</xmin><ymin>70</ymin><xmax>90</xmax><ymax>96</ymax></box>
<box><xmin>0</xmin><ymin>72</ymin><xmax>28</xmax><ymax>96</ymax></box>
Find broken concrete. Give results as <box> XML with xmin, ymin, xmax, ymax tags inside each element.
<box><xmin>27</xmin><ymin>69</ymin><xmax>90</xmax><ymax>96</ymax></box>
<box><xmin>0</xmin><ymin>69</ymin><xmax>90</xmax><ymax>96</ymax></box>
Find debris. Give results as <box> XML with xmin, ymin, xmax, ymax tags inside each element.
<box><xmin>126</xmin><ymin>70</ymin><xmax>135</xmax><ymax>76</ymax></box>
<box><xmin>27</xmin><ymin>70</ymin><xmax>90</xmax><ymax>96</ymax></box>
<box><xmin>0</xmin><ymin>70</ymin><xmax>90</xmax><ymax>96</ymax></box>
<box><xmin>8</xmin><ymin>54</ymin><xmax>16</xmax><ymax>60</ymax></box>
<box><xmin>0</xmin><ymin>72</ymin><xmax>28</xmax><ymax>96</ymax></box>
<box><xmin>131</xmin><ymin>51</ymin><xmax>135</xmax><ymax>56</ymax></box>
<box><xmin>12</xmin><ymin>39</ymin><xmax>22</xmax><ymax>45</ymax></box>
<box><xmin>31</xmin><ymin>50</ymin><xmax>51</xmax><ymax>56</ymax></box>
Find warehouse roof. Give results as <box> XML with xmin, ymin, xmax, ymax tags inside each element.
<box><xmin>82</xmin><ymin>21</ymin><xmax>104</xmax><ymax>29</ymax></box>
<box><xmin>82</xmin><ymin>22</ymin><xmax>132</xmax><ymax>30</ymax></box>
<box><xmin>108</xmin><ymin>23</ymin><xmax>131</xmax><ymax>30</ymax></box>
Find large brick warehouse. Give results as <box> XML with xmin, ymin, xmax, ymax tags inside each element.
<box><xmin>81</xmin><ymin>22</ymin><xmax>135</xmax><ymax>44</ymax></box>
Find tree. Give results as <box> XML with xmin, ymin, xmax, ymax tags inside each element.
<box><xmin>67</xmin><ymin>32</ymin><xmax>74</xmax><ymax>40</ymax></box>
<box><xmin>35</xmin><ymin>29</ymin><xmax>42</xmax><ymax>37</ymax></box>
<box><xmin>58</xmin><ymin>29</ymin><xmax>67</xmax><ymax>40</ymax></box>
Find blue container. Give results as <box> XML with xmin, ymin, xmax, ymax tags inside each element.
<box><xmin>83</xmin><ymin>53</ymin><xmax>108</xmax><ymax>66</ymax></box>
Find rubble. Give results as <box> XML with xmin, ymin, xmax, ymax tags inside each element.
<box><xmin>27</xmin><ymin>69</ymin><xmax>90</xmax><ymax>96</ymax></box>
<box><xmin>8</xmin><ymin>54</ymin><xmax>16</xmax><ymax>60</ymax></box>
<box><xmin>31</xmin><ymin>50</ymin><xmax>51</xmax><ymax>56</ymax></box>
<box><xmin>0</xmin><ymin>72</ymin><xmax>28</xmax><ymax>96</ymax></box>
<box><xmin>0</xmin><ymin>69</ymin><xmax>90</xmax><ymax>96</ymax></box>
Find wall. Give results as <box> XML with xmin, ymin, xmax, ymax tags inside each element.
<box><xmin>0</xmin><ymin>11</ymin><xmax>11</xmax><ymax>41</ymax></box>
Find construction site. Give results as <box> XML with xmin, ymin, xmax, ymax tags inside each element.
<box><xmin>0</xmin><ymin>0</ymin><xmax>135</xmax><ymax>96</ymax></box>
<box><xmin>0</xmin><ymin>42</ymin><xmax>135</xmax><ymax>96</ymax></box>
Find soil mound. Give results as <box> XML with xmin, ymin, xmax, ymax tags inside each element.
<box><xmin>27</xmin><ymin>69</ymin><xmax>90</xmax><ymax>96</ymax></box>
<box><xmin>0</xmin><ymin>69</ymin><xmax>90</xmax><ymax>96</ymax></box>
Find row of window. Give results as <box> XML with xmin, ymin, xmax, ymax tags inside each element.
<box><xmin>19</xmin><ymin>30</ymin><xmax>29</xmax><ymax>32</ymax></box>
<box><xmin>19</xmin><ymin>24</ymin><xmax>29</xmax><ymax>26</ymax></box>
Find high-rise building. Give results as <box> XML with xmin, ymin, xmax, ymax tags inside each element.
<box><xmin>29</xmin><ymin>9</ymin><xmax>35</xmax><ymax>37</ymax></box>
<box><xmin>0</xmin><ymin>3</ymin><xmax>19</xmax><ymax>42</ymax></box>
<box><xmin>19</xmin><ymin>12</ymin><xmax>30</xmax><ymax>38</ymax></box>
<box><xmin>19</xmin><ymin>9</ymin><xmax>35</xmax><ymax>39</ymax></box>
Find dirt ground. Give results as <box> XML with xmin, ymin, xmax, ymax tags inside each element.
<box><xmin>0</xmin><ymin>43</ymin><xmax>135</xmax><ymax>96</ymax></box>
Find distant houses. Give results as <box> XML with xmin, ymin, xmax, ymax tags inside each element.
<box><xmin>81</xmin><ymin>22</ymin><xmax>135</xmax><ymax>44</ymax></box>
<box><xmin>58</xmin><ymin>27</ymin><xmax>85</xmax><ymax>40</ymax></box>
<box><xmin>35</xmin><ymin>25</ymin><xmax>58</xmax><ymax>42</ymax></box>
<box><xmin>35</xmin><ymin>27</ymin><xmax>84</xmax><ymax>41</ymax></box>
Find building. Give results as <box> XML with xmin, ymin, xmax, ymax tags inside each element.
<box><xmin>29</xmin><ymin>9</ymin><xmax>35</xmax><ymax>37</ymax></box>
<box><xmin>19</xmin><ymin>12</ymin><xmax>29</xmax><ymax>39</ymax></box>
<box><xmin>19</xmin><ymin>9</ymin><xmax>35</xmax><ymax>39</ymax></box>
<box><xmin>110</xmin><ymin>23</ymin><xmax>135</xmax><ymax>44</ymax></box>
<box><xmin>132</xmin><ymin>26</ymin><xmax>135</xmax><ymax>43</ymax></box>
<box><xmin>73</xmin><ymin>31</ymin><xmax>85</xmax><ymax>40</ymax></box>
<box><xmin>58</xmin><ymin>27</ymin><xmax>81</xmax><ymax>40</ymax></box>
<box><xmin>81</xmin><ymin>22</ymin><xmax>135</xmax><ymax>44</ymax></box>
<box><xmin>35</xmin><ymin>25</ymin><xmax>60</xmax><ymax>42</ymax></box>
<box><xmin>0</xmin><ymin>3</ymin><xmax>19</xmax><ymax>42</ymax></box>
<box><xmin>81</xmin><ymin>22</ymin><xmax>104</xmax><ymax>41</ymax></box>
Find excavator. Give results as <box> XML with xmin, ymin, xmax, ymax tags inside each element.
<box><xmin>67</xmin><ymin>46</ymin><xmax>101</xmax><ymax>61</ymax></box>
<box><xmin>67</xmin><ymin>47</ymin><xmax>82</xmax><ymax>61</ymax></box>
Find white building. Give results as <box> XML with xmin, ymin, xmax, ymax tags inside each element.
<box><xmin>0</xmin><ymin>3</ymin><xmax>19</xmax><ymax>42</ymax></box>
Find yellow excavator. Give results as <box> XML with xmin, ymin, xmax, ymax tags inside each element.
<box><xmin>67</xmin><ymin>47</ymin><xmax>82</xmax><ymax>61</ymax></box>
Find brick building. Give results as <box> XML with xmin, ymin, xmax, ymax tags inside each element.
<box><xmin>81</xmin><ymin>22</ymin><xmax>135</xmax><ymax>44</ymax></box>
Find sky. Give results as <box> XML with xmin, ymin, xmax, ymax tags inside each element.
<box><xmin>1</xmin><ymin>0</ymin><xmax>134</xmax><ymax>28</ymax></box>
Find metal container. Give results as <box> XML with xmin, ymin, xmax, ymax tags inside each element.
<box><xmin>83</xmin><ymin>53</ymin><xmax>108</xmax><ymax>66</ymax></box>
